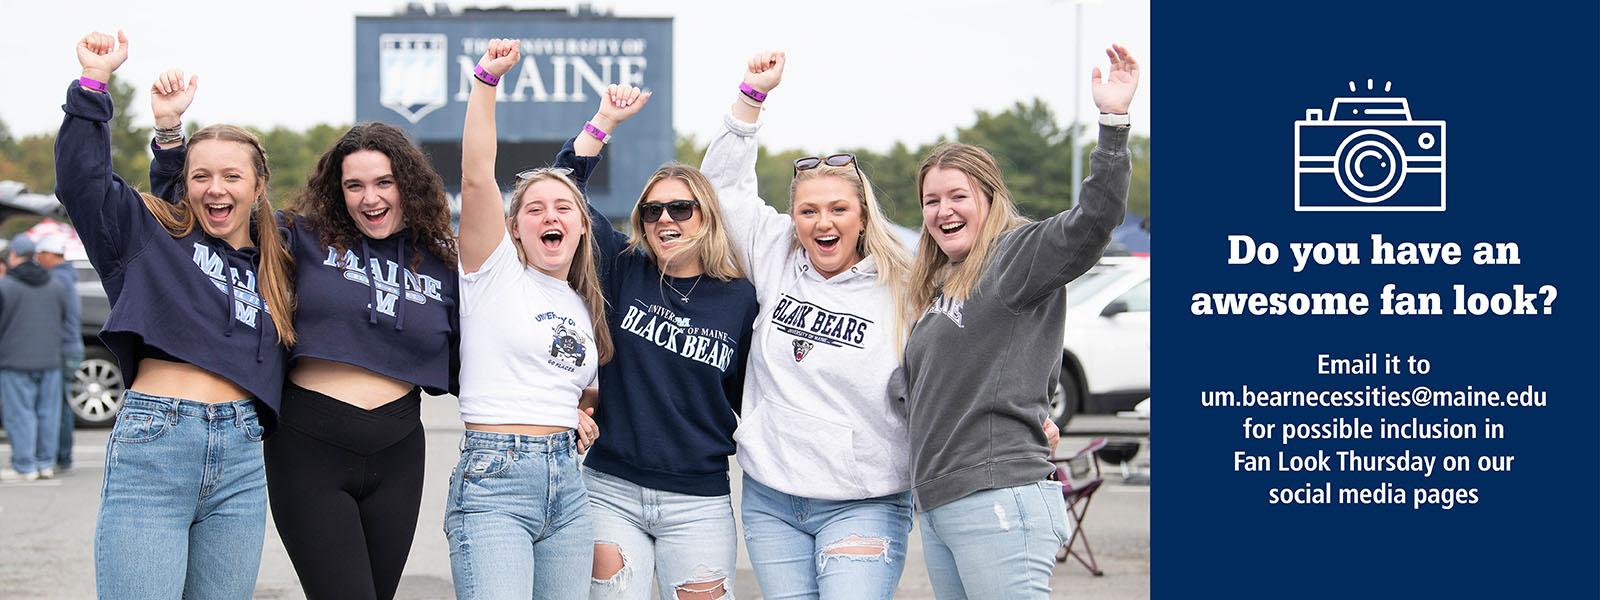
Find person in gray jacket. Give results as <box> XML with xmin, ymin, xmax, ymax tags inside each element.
<box><xmin>895</xmin><ymin>44</ymin><xmax>1139</xmax><ymax>598</ymax></box>
<box><xmin>0</xmin><ymin>234</ymin><xmax>73</xmax><ymax>482</ymax></box>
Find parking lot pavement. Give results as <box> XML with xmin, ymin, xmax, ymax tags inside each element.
<box><xmin>1</xmin><ymin>400</ymin><xmax>1150</xmax><ymax>599</ymax></box>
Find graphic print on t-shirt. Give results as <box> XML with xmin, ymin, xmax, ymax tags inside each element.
<box><xmin>768</xmin><ymin>294</ymin><xmax>874</xmax><ymax>353</ymax></box>
<box><xmin>537</xmin><ymin>310</ymin><xmax>591</xmax><ymax>372</ymax></box>
<box><xmin>618</xmin><ymin>300</ymin><xmax>740</xmax><ymax>371</ymax></box>
<box><xmin>192</xmin><ymin>243</ymin><xmax>267</xmax><ymax>328</ymax></box>
<box><xmin>322</xmin><ymin>246</ymin><xmax>446</xmax><ymax>318</ymax></box>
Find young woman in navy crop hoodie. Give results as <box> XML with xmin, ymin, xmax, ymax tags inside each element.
<box><xmin>147</xmin><ymin>72</ymin><xmax>460</xmax><ymax>600</ymax></box>
<box><xmin>56</xmin><ymin>31</ymin><xmax>296</xmax><ymax>599</ymax></box>
<box><xmin>548</xmin><ymin>86</ymin><xmax>758</xmax><ymax>599</ymax></box>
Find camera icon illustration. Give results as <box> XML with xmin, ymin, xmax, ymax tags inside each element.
<box><xmin>1293</xmin><ymin>80</ymin><xmax>1446</xmax><ymax>211</ymax></box>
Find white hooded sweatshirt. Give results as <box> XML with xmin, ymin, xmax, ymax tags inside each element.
<box><xmin>701</xmin><ymin>114</ymin><xmax>911</xmax><ymax>500</ymax></box>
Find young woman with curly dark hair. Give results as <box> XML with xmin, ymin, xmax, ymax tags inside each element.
<box><xmin>149</xmin><ymin>82</ymin><xmax>459</xmax><ymax>600</ymax></box>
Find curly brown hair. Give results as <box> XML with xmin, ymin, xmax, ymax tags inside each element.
<box><xmin>290</xmin><ymin>122</ymin><xmax>457</xmax><ymax>269</ymax></box>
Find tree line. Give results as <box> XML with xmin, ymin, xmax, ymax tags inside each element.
<box><xmin>3</xmin><ymin>86</ymin><xmax>1150</xmax><ymax>236</ymax></box>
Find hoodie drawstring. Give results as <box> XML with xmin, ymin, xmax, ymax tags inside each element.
<box><xmin>394</xmin><ymin>241</ymin><xmax>406</xmax><ymax>332</ymax></box>
<box><xmin>362</xmin><ymin>238</ymin><xmax>379</xmax><ymax>325</ymax></box>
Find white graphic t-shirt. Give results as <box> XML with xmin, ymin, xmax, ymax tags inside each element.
<box><xmin>457</xmin><ymin>233</ymin><xmax>597</xmax><ymax>428</ymax></box>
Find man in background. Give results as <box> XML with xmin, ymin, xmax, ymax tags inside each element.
<box><xmin>34</xmin><ymin>234</ymin><xmax>82</xmax><ymax>473</ymax></box>
<box><xmin>0</xmin><ymin>234</ymin><xmax>71</xmax><ymax>482</ymax></box>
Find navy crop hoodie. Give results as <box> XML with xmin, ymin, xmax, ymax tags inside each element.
<box><xmin>150</xmin><ymin>145</ymin><xmax>460</xmax><ymax>396</ymax></box>
<box><xmin>555</xmin><ymin>138</ymin><xmax>759</xmax><ymax>496</ymax></box>
<box><xmin>54</xmin><ymin>81</ymin><xmax>288</xmax><ymax>413</ymax></box>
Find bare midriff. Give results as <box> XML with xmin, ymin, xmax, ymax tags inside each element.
<box><xmin>289</xmin><ymin>357</ymin><xmax>415</xmax><ymax>409</ymax></box>
<box><xmin>465</xmin><ymin>423</ymin><xmax>571</xmax><ymax>436</ymax></box>
<box><xmin>131</xmin><ymin>358</ymin><xmax>251</xmax><ymax>403</ymax></box>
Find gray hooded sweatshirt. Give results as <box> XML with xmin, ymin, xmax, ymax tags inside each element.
<box><xmin>895</xmin><ymin>124</ymin><xmax>1131</xmax><ymax>511</ymax></box>
<box><xmin>0</xmin><ymin>261</ymin><xmax>72</xmax><ymax>371</ymax></box>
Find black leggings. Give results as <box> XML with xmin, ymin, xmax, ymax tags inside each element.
<box><xmin>264</xmin><ymin>383</ymin><xmax>425</xmax><ymax>600</ymax></box>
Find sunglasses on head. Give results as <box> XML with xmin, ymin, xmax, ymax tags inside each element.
<box><xmin>515</xmin><ymin>167</ymin><xmax>575</xmax><ymax>181</ymax></box>
<box><xmin>793</xmin><ymin>153</ymin><xmax>857</xmax><ymax>173</ymax></box>
<box><xmin>639</xmin><ymin>199</ymin><xmax>699</xmax><ymax>223</ymax></box>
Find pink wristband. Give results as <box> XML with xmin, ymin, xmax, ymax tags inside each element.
<box><xmin>473</xmin><ymin>64</ymin><xmax>500</xmax><ymax>86</ymax></box>
<box><xmin>79</xmin><ymin>76</ymin><xmax>109</xmax><ymax>93</ymax></box>
<box><xmin>739</xmin><ymin>82</ymin><xmax>768</xmax><ymax>103</ymax></box>
<box><xmin>583</xmin><ymin>121</ymin><xmax>610</xmax><ymax>143</ymax></box>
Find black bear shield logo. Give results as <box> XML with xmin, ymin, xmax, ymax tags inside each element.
<box><xmin>792</xmin><ymin>339</ymin><xmax>814</xmax><ymax>362</ymax></box>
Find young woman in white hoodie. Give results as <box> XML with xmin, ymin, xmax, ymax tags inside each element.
<box><xmin>700</xmin><ymin>52</ymin><xmax>918</xmax><ymax>599</ymax></box>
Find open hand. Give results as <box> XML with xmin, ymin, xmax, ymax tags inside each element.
<box><xmin>478</xmin><ymin>38</ymin><xmax>521</xmax><ymax>78</ymax></box>
<box><xmin>77</xmin><ymin>30</ymin><xmax>129</xmax><ymax>82</ymax></box>
<box><xmin>1090</xmin><ymin>44</ymin><xmax>1139</xmax><ymax>115</ymax></box>
<box><xmin>576</xmin><ymin>407</ymin><xmax>599</xmax><ymax>453</ymax></box>
<box><xmin>743</xmin><ymin>51</ymin><xmax>785</xmax><ymax>94</ymax></box>
<box><xmin>151</xmin><ymin>69</ymin><xmax>198</xmax><ymax>127</ymax></box>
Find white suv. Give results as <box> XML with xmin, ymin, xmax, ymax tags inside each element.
<box><xmin>1050</xmin><ymin>257</ymin><xmax>1150</xmax><ymax>426</ymax></box>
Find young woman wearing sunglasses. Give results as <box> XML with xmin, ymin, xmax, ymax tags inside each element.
<box><xmin>448</xmin><ymin>38</ymin><xmax>613</xmax><ymax>599</ymax></box>
<box><xmin>895</xmin><ymin>45</ymin><xmax>1138</xmax><ymax>598</ymax></box>
<box><xmin>700</xmin><ymin>51</ymin><xmax>919</xmax><ymax>598</ymax></box>
<box><xmin>146</xmin><ymin>79</ymin><xmax>460</xmax><ymax>600</ymax></box>
<box><xmin>57</xmin><ymin>31</ymin><xmax>295</xmax><ymax>598</ymax></box>
<box><xmin>536</xmin><ymin>84</ymin><xmax>759</xmax><ymax>600</ymax></box>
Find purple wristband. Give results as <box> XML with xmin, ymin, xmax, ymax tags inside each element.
<box><xmin>473</xmin><ymin>64</ymin><xmax>501</xmax><ymax>86</ymax></box>
<box><xmin>583</xmin><ymin>121</ymin><xmax>609</xmax><ymax>143</ymax></box>
<box><xmin>79</xmin><ymin>76</ymin><xmax>109</xmax><ymax>93</ymax></box>
<box><xmin>739</xmin><ymin>82</ymin><xmax>768</xmax><ymax>103</ymax></box>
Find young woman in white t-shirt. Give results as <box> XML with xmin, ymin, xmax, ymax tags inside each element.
<box><xmin>445</xmin><ymin>38</ymin><xmax>613</xmax><ymax>599</ymax></box>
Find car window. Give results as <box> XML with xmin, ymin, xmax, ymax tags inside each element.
<box><xmin>1116</xmin><ymin>279</ymin><xmax>1150</xmax><ymax>312</ymax></box>
<box><xmin>1066</xmin><ymin>269</ymin><xmax>1118</xmax><ymax>305</ymax></box>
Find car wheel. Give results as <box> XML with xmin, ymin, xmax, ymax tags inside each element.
<box><xmin>1050</xmin><ymin>360</ymin><xmax>1083</xmax><ymax>428</ymax></box>
<box><xmin>71</xmin><ymin>346</ymin><xmax>125</xmax><ymax>428</ymax></box>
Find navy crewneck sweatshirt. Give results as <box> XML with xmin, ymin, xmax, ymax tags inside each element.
<box><xmin>555</xmin><ymin>138</ymin><xmax>758</xmax><ymax>496</ymax></box>
<box><xmin>55</xmin><ymin>81</ymin><xmax>288</xmax><ymax>412</ymax></box>
<box><xmin>150</xmin><ymin>146</ymin><xmax>461</xmax><ymax>396</ymax></box>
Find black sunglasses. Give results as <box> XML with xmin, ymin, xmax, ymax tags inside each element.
<box><xmin>640</xmin><ymin>199</ymin><xmax>699</xmax><ymax>223</ymax></box>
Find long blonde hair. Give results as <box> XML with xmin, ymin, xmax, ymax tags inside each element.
<box><xmin>146</xmin><ymin>125</ymin><xmax>297</xmax><ymax>346</ymax></box>
<box><xmin>508</xmin><ymin>171</ymin><xmax>614</xmax><ymax>365</ymax></box>
<box><xmin>904</xmin><ymin>143</ymin><xmax>1028</xmax><ymax>331</ymax></box>
<box><xmin>626</xmin><ymin>164</ymin><xmax>743</xmax><ymax>281</ymax></box>
<box><xmin>789</xmin><ymin>162</ymin><xmax>912</xmax><ymax>341</ymax></box>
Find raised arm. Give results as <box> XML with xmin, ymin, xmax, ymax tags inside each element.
<box><xmin>148</xmin><ymin>68</ymin><xmax>197</xmax><ymax>203</ymax></box>
<box><xmin>555</xmin><ymin>84</ymin><xmax>653</xmax><ymax>259</ymax></box>
<box><xmin>458</xmin><ymin>39</ymin><xmax>521</xmax><ymax>273</ymax></box>
<box><xmin>997</xmin><ymin>44</ymin><xmax>1139</xmax><ymax>308</ymax></box>
<box><xmin>54</xmin><ymin>30</ymin><xmax>146</xmax><ymax>275</ymax></box>
<box><xmin>699</xmin><ymin>51</ymin><xmax>794</xmax><ymax>285</ymax></box>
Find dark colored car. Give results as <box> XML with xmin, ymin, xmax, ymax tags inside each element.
<box><xmin>70</xmin><ymin>261</ymin><xmax>124</xmax><ymax>427</ymax></box>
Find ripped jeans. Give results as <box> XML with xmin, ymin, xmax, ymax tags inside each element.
<box><xmin>918</xmin><ymin>481</ymin><xmax>1072</xmax><ymax>599</ymax></box>
<box><xmin>739</xmin><ymin>474</ymin><xmax>912</xmax><ymax>600</ymax></box>
<box><xmin>584</xmin><ymin>467</ymin><xmax>737</xmax><ymax>600</ymax></box>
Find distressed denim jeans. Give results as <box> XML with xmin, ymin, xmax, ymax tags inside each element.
<box><xmin>918</xmin><ymin>481</ymin><xmax>1072</xmax><ymax>600</ymax></box>
<box><xmin>445</xmin><ymin>429</ymin><xmax>592</xmax><ymax>600</ymax></box>
<box><xmin>93</xmin><ymin>392</ymin><xmax>268</xmax><ymax>599</ymax></box>
<box><xmin>585</xmin><ymin>466</ymin><xmax>738</xmax><ymax>599</ymax></box>
<box><xmin>740</xmin><ymin>474</ymin><xmax>912</xmax><ymax>600</ymax></box>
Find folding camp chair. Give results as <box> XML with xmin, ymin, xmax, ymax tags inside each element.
<box><xmin>1050</xmin><ymin>437</ymin><xmax>1107</xmax><ymax>576</ymax></box>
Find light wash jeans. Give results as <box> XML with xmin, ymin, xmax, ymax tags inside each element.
<box><xmin>740</xmin><ymin>474</ymin><xmax>913</xmax><ymax>600</ymax></box>
<box><xmin>919</xmin><ymin>481</ymin><xmax>1072</xmax><ymax>600</ymax></box>
<box><xmin>584</xmin><ymin>466</ymin><xmax>738</xmax><ymax>599</ymax></box>
<box><xmin>445</xmin><ymin>429</ymin><xmax>592</xmax><ymax>599</ymax></box>
<box><xmin>94</xmin><ymin>391</ymin><xmax>268</xmax><ymax>599</ymax></box>
<box><xmin>0</xmin><ymin>368</ymin><xmax>63</xmax><ymax>474</ymax></box>
<box><xmin>59</xmin><ymin>353</ymin><xmax>82</xmax><ymax>469</ymax></box>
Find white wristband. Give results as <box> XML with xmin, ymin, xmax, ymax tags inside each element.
<box><xmin>1099</xmin><ymin>113</ymin><xmax>1131</xmax><ymax>127</ymax></box>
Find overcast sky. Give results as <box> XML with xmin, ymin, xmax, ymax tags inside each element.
<box><xmin>0</xmin><ymin>0</ymin><xmax>1150</xmax><ymax>153</ymax></box>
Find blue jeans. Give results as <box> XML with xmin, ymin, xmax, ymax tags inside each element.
<box><xmin>740</xmin><ymin>474</ymin><xmax>912</xmax><ymax>600</ymax></box>
<box><xmin>445</xmin><ymin>429</ymin><xmax>592</xmax><ymax>599</ymax></box>
<box><xmin>0</xmin><ymin>368</ymin><xmax>63</xmax><ymax>474</ymax></box>
<box><xmin>585</xmin><ymin>466</ymin><xmax>737</xmax><ymax>600</ymax></box>
<box><xmin>919</xmin><ymin>481</ymin><xmax>1072</xmax><ymax>600</ymax></box>
<box><xmin>59</xmin><ymin>354</ymin><xmax>81</xmax><ymax>469</ymax></box>
<box><xmin>94</xmin><ymin>391</ymin><xmax>268</xmax><ymax>599</ymax></box>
